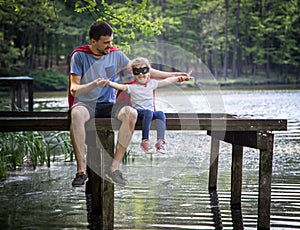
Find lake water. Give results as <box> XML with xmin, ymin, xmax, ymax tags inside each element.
<box><xmin>0</xmin><ymin>88</ymin><xmax>299</xmax><ymax>229</ymax></box>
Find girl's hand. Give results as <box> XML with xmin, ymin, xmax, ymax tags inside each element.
<box><xmin>177</xmin><ymin>71</ymin><xmax>193</xmax><ymax>82</ymax></box>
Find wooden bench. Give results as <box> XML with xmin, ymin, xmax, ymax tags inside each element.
<box><xmin>0</xmin><ymin>111</ymin><xmax>287</xmax><ymax>229</ymax></box>
<box><xmin>0</xmin><ymin>77</ymin><xmax>34</xmax><ymax>111</ymax></box>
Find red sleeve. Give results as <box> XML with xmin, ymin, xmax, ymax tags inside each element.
<box><xmin>116</xmin><ymin>80</ymin><xmax>135</xmax><ymax>105</ymax></box>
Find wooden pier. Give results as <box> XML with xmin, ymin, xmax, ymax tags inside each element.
<box><xmin>0</xmin><ymin>111</ymin><xmax>287</xmax><ymax>229</ymax></box>
<box><xmin>0</xmin><ymin>77</ymin><xmax>34</xmax><ymax>111</ymax></box>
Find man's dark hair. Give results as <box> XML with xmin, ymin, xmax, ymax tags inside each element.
<box><xmin>89</xmin><ymin>21</ymin><xmax>113</xmax><ymax>40</ymax></box>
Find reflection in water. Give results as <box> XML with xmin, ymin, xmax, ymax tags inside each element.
<box><xmin>209</xmin><ymin>190</ymin><xmax>223</xmax><ymax>229</ymax></box>
<box><xmin>209</xmin><ymin>189</ymin><xmax>245</xmax><ymax>230</ymax></box>
<box><xmin>231</xmin><ymin>209</ymin><xmax>244</xmax><ymax>230</ymax></box>
<box><xmin>0</xmin><ymin>89</ymin><xmax>300</xmax><ymax>229</ymax></box>
<box><xmin>86</xmin><ymin>193</ymin><xmax>102</xmax><ymax>230</ymax></box>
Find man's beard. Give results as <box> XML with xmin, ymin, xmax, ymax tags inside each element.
<box><xmin>99</xmin><ymin>48</ymin><xmax>110</xmax><ymax>55</ymax></box>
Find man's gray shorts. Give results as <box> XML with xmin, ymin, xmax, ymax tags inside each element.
<box><xmin>68</xmin><ymin>102</ymin><xmax>129</xmax><ymax>119</ymax></box>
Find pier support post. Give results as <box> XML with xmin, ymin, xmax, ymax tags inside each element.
<box><xmin>85</xmin><ymin>130</ymin><xmax>115</xmax><ymax>230</ymax></box>
<box><xmin>209</xmin><ymin>136</ymin><xmax>220</xmax><ymax>190</ymax></box>
<box><xmin>231</xmin><ymin>144</ymin><xmax>243</xmax><ymax>208</ymax></box>
<box><xmin>258</xmin><ymin>133</ymin><xmax>274</xmax><ymax>229</ymax></box>
<box><xmin>208</xmin><ymin>130</ymin><xmax>275</xmax><ymax>229</ymax></box>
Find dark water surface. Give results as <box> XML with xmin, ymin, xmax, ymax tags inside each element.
<box><xmin>0</xmin><ymin>89</ymin><xmax>299</xmax><ymax>229</ymax></box>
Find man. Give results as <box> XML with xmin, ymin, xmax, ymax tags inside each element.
<box><xmin>69</xmin><ymin>21</ymin><xmax>188</xmax><ymax>187</ymax></box>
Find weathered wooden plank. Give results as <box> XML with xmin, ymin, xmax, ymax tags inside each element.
<box><xmin>0</xmin><ymin>111</ymin><xmax>288</xmax><ymax>133</ymax></box>
<box><xmin>207</xmin><ymin>130</ymin><xmax>274</xmax><ymax>150</ymax></box>
<box><xmin>0</xmin><ymin>117</ymin><xmax>287</xmax><ymax>133</ymax></box>
<box><xmin>0</xmin><ymin>111</ymin><xmax>68</xmax><ymax>117</ymax></box>
<box><xmin>0</xmin><ymin>117</ymin><xmax>69</xmax><ymax>132</ymax></box>
<box><xmin>0</xmin><ymin>111</ymin><xmax>230</xmax><ymax>118</ymax></box>
<box><xmin>165</xmin><ymin>113</ymin><xmax>234</xmax><ymax>118</ymax></box>
<box><xmin>91</xmin><ymin>118</ymin><xmax>287</xmax><ymax>132</ymax></box>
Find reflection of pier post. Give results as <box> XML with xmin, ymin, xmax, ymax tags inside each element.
<box><xmin>231</xmin><ymin>209</ymin><xmax>244</xmax><ymax>229</ymax></box>
<box><xmin>209</xmin><ymin>190</ymin><xmax>223</xmax><ymax>229</ymax></box>
<box><xmin>85</xmin><ymin>129</ymin><xmax>114</xmax><ymax>230</ymax></box>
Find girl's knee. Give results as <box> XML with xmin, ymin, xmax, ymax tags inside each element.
<box><xmin>155</xmin><ymin>111</ymin><xmax>166</xmax><ymax>121</ymax></box>
<box><xmin>144</xmin><ymin>109</ymin><xmax>153</xmax><ymax>119</ymax></box>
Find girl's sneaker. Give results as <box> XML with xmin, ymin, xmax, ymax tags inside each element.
<box><xmin>156</xmin><ymin>139</ymin><xmax>166</xmax><ymax>154</ymax></box>
<box><xmin>141</xmin><ymin>139</ymin><xmax>154</xmax><ymax>154</ymax></box>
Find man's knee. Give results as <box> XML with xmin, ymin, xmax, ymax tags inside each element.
<box><xmin>70</xmin><ymin>106</ymin><xmax>90</xmax><ymax>124</ymax></box>
<box><xmin>118</xmin><ymin>106</ymin><xmax>137</xmax><ymax>124</ymax></box>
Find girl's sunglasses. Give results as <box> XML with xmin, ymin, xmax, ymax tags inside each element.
<box><xmin>132</xmin><ymin>66</ymin><xmax>150</xmax><ymax>75</ymax></box>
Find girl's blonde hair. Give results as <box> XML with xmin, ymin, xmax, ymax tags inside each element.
<box><xmin>130</xmin><ymin>57</ymin><xmax>151</xmax><ymax>68</ymax></box>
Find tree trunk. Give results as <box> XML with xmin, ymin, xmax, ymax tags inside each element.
<box><xmin>223</xmin><ymin>0</ymin><xmax>229</xmax><ymax>81</ymax></box>
<box><xmin>232</xmin><ymin>0</ymin><xmax>241</xmax><ymax>78</ymax></box>
<box><xmin>265</xmin><ymin>43</ymin><xmax>270</xmax><ymax>79</ymax></box>
<box><xmin>237</xmin><ymin>45</ymin><xmax>243</xmax><ymax>76</ymax></box>
<box><xmin>208</xmin><ymin>49</ymin><xmax>213</xmax><ymax>72</ymax></box>
<box><xmin>213</xmin><ymin>25</ymin><xmax>218</xmax><ymax>79</ymax></box>
<box><xmin>26</xmin><ymin>29</ymin><xmax>37</xmax><ymax>72</ymax></box>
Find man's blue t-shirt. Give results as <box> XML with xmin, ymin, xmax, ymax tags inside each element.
<box><xmin>70</xmin><ymin>50</ymin><xmax>129</xmax><ymax>103</ymax></box>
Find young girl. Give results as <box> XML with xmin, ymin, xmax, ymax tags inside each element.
<box><xmin>107</xmin><ymin>57</ymin><xmax>191</xmax><ymax>153</ymax></box>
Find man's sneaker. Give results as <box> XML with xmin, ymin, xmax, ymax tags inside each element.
<box><xmin>156</xmin><ymin>139</ymin><xmax>166</xmax><ymax>153</ymax></box>
<box><xmin>105</xmin><ymin>169</ymin><xmax>127</xmax><ymax>187</ymax></box>
<box><xmin>141</xmin><ymin>139</ymin><xmax>154</xmax><ymax>154</ymax></box>
<box><xmin>72</xmin><ymin>172</ymin><xmax>88</xmax><ymax>187</ymax></box>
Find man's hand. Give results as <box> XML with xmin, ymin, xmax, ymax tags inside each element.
<box><xmin>94</xmin><ymin>78</ymin><xmax>109</xmax><ymax>87</ymax></box>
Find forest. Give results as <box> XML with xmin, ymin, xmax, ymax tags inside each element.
<box><xmin>0</xmin><ymin>0</ymin><xmax>299</xmax><ymax>90</ymax></box>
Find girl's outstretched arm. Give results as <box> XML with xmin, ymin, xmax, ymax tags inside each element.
<box><xmin>150</xmin><ymin>68</ymin><xmax>190</xmax><ymax>79</ymax></box>
<box><xmin>157</xmin><ymin>75</ymin><xmax>192</xmax><ymax>88</ymax></box>
<box><xmin>108</xmin><ymin>81</ymin><xmax>128</xmax><ymax>91</ymax></box>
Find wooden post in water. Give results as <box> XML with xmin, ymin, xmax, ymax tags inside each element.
<box><xmin>231</xmin><ymin>144</ymin><xmax>243</xmax><ymax>208</ymax></box>
<box><xmin>85</xmin><ymin>129</ymin><xmax>115</xmax><ymax>230</ymax></box>
<box><xmin>258</xmin><ymin>133</ymin><xmax>274</xmax><ymax>229</ymax></box>
<box><xmin>209</xmin><ymin>136</ymin><xmax>220</xmax><ymax>191</ymax></box>
<box><xmin>208</xmin><ymin>130</ymin><xmax>276</xmax><ymax>228</ymax></box>
<box><xmin>28</xmin><ymin>79</ymin><xmax>33</xmax><ymax>111</ymax></box>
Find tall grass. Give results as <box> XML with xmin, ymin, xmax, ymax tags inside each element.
<box><xmin>0</xmin><ymin>131</ymin><xmax>73</xmax><ymax>180</ymax></box>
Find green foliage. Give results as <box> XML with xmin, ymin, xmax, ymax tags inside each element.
<box><xmin>29</xmin><ymin>69</ymin><xmax>68</xmax><ymax>91</ymax></box>
<box><xmin>51</xmin><ymin>131</ymin><xmax>74</xmax><ymax>163</ymax></box>
<box><xmin>0</xmin><ymin>32</ymin><xmax>22</xmax><ymax>76</ymax></box>
<box><xmin>0</xmin><ymin>0</ymin><xmax>299</xmax><ymax>84</ymax></box>
<box><xmin>71</xmin><ymin>0</ymin><xmax>166</xmax><ymax>45</ymax></box>
<box><xmin>0</xmin><ymin>161</ymin><xmax>7</xmax><ymax>181</ymax></box>
<box><xmin>0</xmin><ymin>131</ymin><xmax>74</xmax><ymax>180</ymax></box>
<box><xmin>0</xmin><ymin>0</ymin><xmax>59</xmax><ymax>73</ymax></box>
<box><xmin>1</xmin><ymin>132</ymin><xmax>25</xmax><ymax>170</ymax></box>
